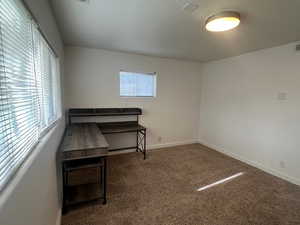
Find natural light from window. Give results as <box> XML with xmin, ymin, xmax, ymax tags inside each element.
<box><xmin>197</xmin><ymin>172</ymin><xmax>244</xmax><ymax>192</ymax></box>
<box><xmin>120</xmin><ymin>71</ymin><xmax>156</xmax><ymax>97</ymax></box>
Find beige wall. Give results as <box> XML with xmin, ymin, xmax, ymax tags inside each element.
<box><xmin>65</xmin><ymin>43</ymin><xmax>300</xmax><ymax>186</ymax></box>
<box><xmin>0</xmin><ymin>1</ymin><xmax>65</xmax><ymax>225</ymax></box>
<box><xmin>199</xmin><ymin>41</ymin><xmax>300</xmax><ymax>185</ymax></box>
<box><xmin>64</xmin><ymin>47</ymin><xmax>201</xmax><ymax>149</ymax></box>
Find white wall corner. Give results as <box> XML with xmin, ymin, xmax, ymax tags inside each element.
<box><xmin>197</xmin><ymin>139</ymin><xmax>300</xmax><ymax>186</ymax></box>
<box><xmin>55</xmin><ymin>209</ymin><xmax>62</xmax><ymax>225</ymax></box>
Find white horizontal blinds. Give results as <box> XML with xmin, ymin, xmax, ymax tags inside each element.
<box><xmin>0</xmin><ymin>0</ymin><xmax>61</xmax><ymax>191</ymax></box>
<box><xmin>120</xmin><ymin>71</ymin><xmax>156</xmax><ymax>97</ymax></box>
<box><xmin>0</xmin><ymin>0</ymin><xmax>39</xmax><ymax>189</ymax></box>
<box><xmin>33</xmin><ymin>25</ymin><xmax>59</xmax><ymax>131</ymax></box>
<box><xmin>51</xmin><ymin>55</ymin><xmax>61</xmax><ymax>119</ymax></box>
<box><xmin>48</xmin><ymin>46</ymin><xmax>59</xmax><ymax>124</ymax></box>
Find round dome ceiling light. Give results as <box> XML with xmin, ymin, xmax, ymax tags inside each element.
<box><xmin>205</xmin><ymin>11</ymin><xmax>240</xmax><ymax>32</ymax></box>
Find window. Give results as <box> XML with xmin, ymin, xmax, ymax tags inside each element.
<box><xmin>120</xmin><ymin>71</ymin><xmax>156</xmax><ymax>97</ymax></box>
<box><xmin>33</xmin><ymin>27</ymin><xmax>61</xmax><ymax>131</ymax></box>
<box><xmin>0</xmin><ymin>0</ymin><xmax>61</xmax><ymax>191</ymax></box>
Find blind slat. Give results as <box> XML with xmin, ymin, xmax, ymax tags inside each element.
<box><xmin>0</xmin><ymin>0</ymin><xmax>61</xmax><ymax>191</ymax></box>
<box><xmin>120</xmin><ymin>71</ymin><xmax>156</xmax><ymax>97</ymax></box>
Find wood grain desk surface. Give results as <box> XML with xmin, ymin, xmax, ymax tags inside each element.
<box><xmin>61</xmin><ymin>123</ymin><xmax>109</xmax><ymax>161</ymax></box>
<box><xmin>98</xmin><ymin>122</ymin><xmax>146</xmax><ymax>134</ymax></box>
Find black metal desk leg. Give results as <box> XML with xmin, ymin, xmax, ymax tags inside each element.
<box><xmin>62</xmin><ymin>165</ymin><xmax>68</xmax><ymax>214</ymax></box>
<box><xmin>103</xmin><ymin>157</ymin><xmax>107</xmax><ymax>204</ymax></box>
<box><xmin>136</xmin><ymin>130</ymin><xmax>138</xmax><ymax>152</ymax></box>
<box><xmin>68</xmin><ymin>115</ymin><xmax>71</xmax><ymax>125</ymax></box>
<box><xmin>143</xmin><ymin>130</ymin><xmax>146</xmax><ymax>160</ymax></box>
<box><xmin>100</xmin><ymin>166</ymin><xmax>102</xmax><ymax>185</ymax></box>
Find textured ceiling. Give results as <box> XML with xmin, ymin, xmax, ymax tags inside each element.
<box><xmin>51</xmin><ymin>0</ymin><xmax>300</xmax><ymax>62</ymax></box>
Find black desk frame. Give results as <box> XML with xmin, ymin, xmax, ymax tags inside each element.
<box><xmin>63</xmin><ymin>157</ymin><xmax>107</xmax><ymax>212</ymax></box>
<box><xmin>68</xmin><ymin>108</ymin><xmax>147</xmax><ymax>160</ymax></box>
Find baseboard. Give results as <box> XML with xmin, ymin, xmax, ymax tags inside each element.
<box><xmin>55</xmin><ymin>208</ymin><xmax>62</xmax><ymax>225</ymax></box>
<box><xmin>108</xmin><ymin>140</ymin><xmax>198</xmax><ymax>156</ymax></box>
<box><xmin>148</xmin><ymin>139</ymin><xmax>198</xmax><ymax>150</ymax></box>
<box><xmin>198</xmin><ymin>140</ymin><xmax>300</xmax><ymax>186</ymax></box>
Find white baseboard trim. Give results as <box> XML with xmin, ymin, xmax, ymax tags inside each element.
<box><xmin>55</xmin><ymin>209</ymin><xmax>62</xmax><ymax>225</ymax></box>
<box><xmin>147</xmin><ymin>140</ymin><xmax>198</xmax><ymax>150</ymax></box>
<box><xmin>108</xmin><ymin>140</ymin><xmax>199</xmax><ymax>156</ymax></box>
<box><xmin>198</xmin><ymin>140</ymin><xmax>300</xmax><ymax>186</ymax></box>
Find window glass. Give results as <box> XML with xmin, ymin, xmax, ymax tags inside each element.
<box><xmin>120</xmin><ymin>71</ymin><xmax>156</xmax><ymax>97</ymax></box>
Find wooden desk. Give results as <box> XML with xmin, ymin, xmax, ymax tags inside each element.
<box><xmin>68</xmin><ymin>108</ymin><xmax>147</xmax><ymax>159</ymax></box>
<box><xmin>62</xmin><ymin>123</ymin><xmax>109</xmax><ymax>161</ymax></box>
<box><xmin>99</xmin><ymin>121</ymin><xmax>146</xmax><ymax>134</ymax></box>
<box><xmin>98</xmin><ymin>122</ymin><xmax>146</xmax><ymax>158</ymax></box>
<box><xmin>61</xmin><ymin>123</ymin><xmax>109</xmax><ymax>212</ymax></box>
<box><xmin>68</xmin><ymin>108</ymin><xmax>142</xmax><ymax>124</ymax></box>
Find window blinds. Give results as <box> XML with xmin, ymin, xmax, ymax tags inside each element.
<box><xmin>33</xmin><ymin>27</ymin><xmax>60</xmax><ymax>131</ymax></box>
<box><xmin>120</xmin><ymin>71</ymin><xmax>156</xmax><ymax>97</ymax></box>
<box><xmin>0</xmin><ymin>0</ymin><xmax>61</xmax><ymax>191</ymax></box>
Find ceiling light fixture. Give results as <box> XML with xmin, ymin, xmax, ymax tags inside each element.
<box><xmin>205</xmin><ymin>11</ymin><xmax>240</xmax><ymax>32</ymax></box>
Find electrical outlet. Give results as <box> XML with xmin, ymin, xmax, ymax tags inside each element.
<box><xmin>277</xmin><ymin>92</ymin><xmax>287</xmax><ymax>101</ymax></box>
<box><xmin>280</xmin><ymin>161</ymin><xmax>285</xmax><ymax>168</ymax></box>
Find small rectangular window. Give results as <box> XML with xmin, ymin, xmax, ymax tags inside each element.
<box><xmin>120</xmin><ymin>71</ymin><xmax>156</xmax><ymax>97</ymax></box>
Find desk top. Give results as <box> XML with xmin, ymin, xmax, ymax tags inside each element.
<box><xmin>98</xmin><ymin>122</ymin><xmax>146</xmax><ymax>134</ymax></box>
<box><xmin>69</xmin><ymin>108</ymin><xmax>142</xmax><ymax>117</ymax></box>
<box><xmin>61</xmin><ymin>123</ymin><xmax>109</xmax><ymax>161</ymax></box>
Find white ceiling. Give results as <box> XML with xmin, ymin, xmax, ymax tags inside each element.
<box><xmin>51</xmin><ymin>0</ymin><xmax>300</xmax><ymax>62</ymax></box>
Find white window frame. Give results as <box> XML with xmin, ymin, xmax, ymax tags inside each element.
<box><xmin>119</xmin><ymin>71</ymin><xmax>157</xmax><ymax>98</ymax></box>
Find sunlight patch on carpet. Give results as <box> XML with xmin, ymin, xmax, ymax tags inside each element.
<box><xmin>197</xmin><ymin>172</ymin><xmax>244</xmax><ymax>192</ymax></box>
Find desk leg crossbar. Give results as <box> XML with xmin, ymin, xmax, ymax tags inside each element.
<box><xmin>62</xmin><ymin>157</ymin><xmax>107</xmax><ymax>214</ymax></box>
<box><xmin>136</xmin><ymin>129</ymin><xmax>146</xmax><ymax>160</ymax></box>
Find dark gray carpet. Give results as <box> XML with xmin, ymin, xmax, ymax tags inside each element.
<box><xmin>62</xmin><ymin>144</ymin><xmax>300</xmax><ymax>225</ymax></box>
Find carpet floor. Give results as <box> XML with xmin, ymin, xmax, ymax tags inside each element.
<box><xmin>62</xmin><ymin>144</ymin><xmax>300</xmax><ymax>225</ymax></box>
